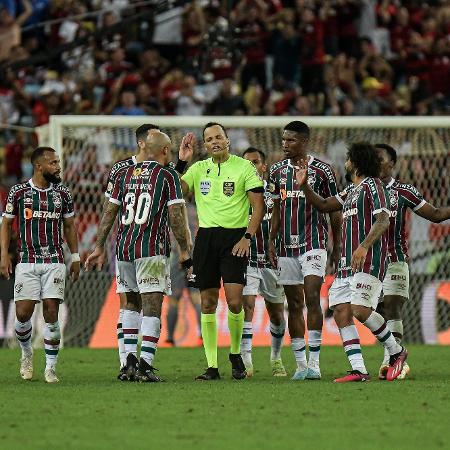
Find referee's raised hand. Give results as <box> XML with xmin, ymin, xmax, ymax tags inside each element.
<box><xmin>232</xmin><ymin>236</ymin><xmax>251</xmax><ymax>258</ymax></box>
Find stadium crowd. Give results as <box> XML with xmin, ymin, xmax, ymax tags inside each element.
<box><xmin>0</xmin><ymin>0</ymin><xmax>449</xmax><ymax>206</ymax></box>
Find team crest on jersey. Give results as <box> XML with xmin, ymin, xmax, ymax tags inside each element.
<box><xmin>5</xmin><ymin>203</ymin><xmax>13</xmax><ymax>213</ymax></box>
<box><xmin>223</xmin><ymin>181</ymin><xmax>235</xmax><ymax>197</ymax></box>
<box><xmin>52</xmin><ymin>192</ymin><xmax>62</xmax><ymax>207</ymax></box>
<box><xmin>200</xmin><ymin>180</ymin><xmax>211</xmax><ymax>195</ymax></box>
<box><xmin>389</xmin><ymin>190</ymin><xmax>398</xmax><ymax>209</ymax></box>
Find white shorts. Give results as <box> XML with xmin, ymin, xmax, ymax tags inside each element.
<box><xmin>328</xmin><ymin>272</ymin><xmax>383</xmax><ymax>310</ymax></box>
<box><xmin>382</xmin><ymin>262</ymin><xmax>409</xmax><ymax>299</ymax></box>
<box><xmin>116</xmin><ymin>256</ymin><xmax>171</xmax><ymax>295</ymax></box>
<box><xmin>242</xmin><ymin>266</ymin><xmax>284</xmax><ymax>304</ymax></box>
<box><xmin>14</xmin><ymin>263</ymin><xmax>66</xmax><ymax>302</ymax></box>
<box><xmin>277</xmin><ymin>249</ymin><xmax>327</xmax><ymax>285</ymax></box>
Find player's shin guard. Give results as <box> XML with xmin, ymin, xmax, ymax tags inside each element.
<box><xmin>364</xmin><ymin>312</ymin><xmax>402</xmax><ymax>356</ymax></box>
<box><xmin>117</xmin><ymin>309</ymin><xmax>126</xmax><ymax>367</ymax></box>
<box><xmin>140</xmin><ymin>316</ymin><xmax>160</xmax><ymax>366</ymax></box>
<box><xmin>240</xmin><ymin>321</ymin><xmax>253</xmax><ymax>354</ymax></box>
<box><xmin>228</xmin><ymin>309</ymin><xmax>244</xmax><ymax>355</ymax></box>
<box><xmin>308</xmin><ymin>329</ymin><xmax>322</xmax><ymax>369</ymax></box>
<box><xmin>201</xmin><ymin>313</ymin><xmax>218</xmax><ymax>368</ymax></box>
<box><xmin>339</xmin><ymin>325</ymin><xmax>367</xmax><ymax>373</ymax></box>
<box><xmin>15</xmin><ymin>319</ymin><xmax>32</xmax><ymax>355</ymax></box>
<box><xmin>270</xmin><ymin>320</ymin><xmax>285</xmax><ymax>360</ymax></box>
<box><xmin>122</xmin><ymin>310</ymin><xmax>140</xmax><ymax>357</ymax></box>
<box><xmin>44</xmin><ymin>322</ymin><xmax>61</xmax><ymax>369</ymax></box>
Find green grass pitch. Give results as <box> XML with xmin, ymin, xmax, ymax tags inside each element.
<box><xmin>1</xmin><ymin>345</ymin><xmax>449</xmax><ymax>450</ymax></box>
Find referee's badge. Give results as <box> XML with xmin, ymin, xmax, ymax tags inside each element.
<box><xmin>200</xmin><ymin>180</ymin><xmax>211</xmax><ymax>195</ymax></box>
<box><xmin>223</xmin><ymin>181</ymin><xmax>235</xmax><ymax>197</ymax></box>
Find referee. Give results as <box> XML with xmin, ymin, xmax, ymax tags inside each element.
<box><xmin>181</xmin><ymin>122</ymin><xmax>264</xmax><ymax>380</ymax></box>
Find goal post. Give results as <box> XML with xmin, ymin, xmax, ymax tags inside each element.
<box><xmin>39</xmin><ymin>115</ymin><xmax>450</xmax><ymax>347</ymax></box>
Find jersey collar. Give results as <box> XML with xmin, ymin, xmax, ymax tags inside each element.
<box><xmin>287</xmin><ymin>155</ymin><xmax>314</xmax><ymax>168</ymax></box>
<box><xmin>29</xmin><ymin>179</ymin><xmax>53</xmax><ymax>192</ymax></box>
<box><xmin>386</xmin><ymin>178</ymin><xmax>395</xmax><ymax>188</ymax></box>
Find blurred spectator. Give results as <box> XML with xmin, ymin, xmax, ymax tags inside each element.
<box><xmin>207</xmin><ymin>78</ymin><xmax>246</xmax><ymax>115</ymax></box>
<box><xmin>0</xmin><ymin>0</ymin><xmax>32</xmax><ymax>61</ymax></box>
<box><xmin>175</xmin><ymin>75</ymin><xmax>205</xmax><ymax>116</ymax></box>
<box><xmin>112</xmin><ymin>90</ymin><xmax>145</xmax><ymax>116</ymax></box>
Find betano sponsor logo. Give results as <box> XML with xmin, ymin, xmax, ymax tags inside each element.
<box><xmin>280</xmin><ymin>189</ymin><xmax>304</xmax><ymax>200</ymax></box>
<box><xmin>24</xmin><ymin>208</ymin><xmax>61</xmax><ymax>219</ymax></box>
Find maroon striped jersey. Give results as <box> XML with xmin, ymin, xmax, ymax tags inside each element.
<box><xmin>109</xmin><ymin>161</ymin><xmax>184</xmax><ymax>261</ymax></box>
<box><xmin>3</xmin><ymin>179</ymin><xmax>75</xmax><ymax>263</ymax></box>
<box><xmin>335</xmin><ymin>177</ymin><xmax>390</xmax><ymax>279</ymax></box>
<box><xmin>269</xmin><ymin>156</ymin><xmax>339</xmax><ymax>257</ymax></box>
<box><xmin>249</xmin><ymin>182</ymin><xmax>273</xmax><ymax>268</ymax></box>
<box><xmin>385</xmin><ymin>178</ymin><xmax>426</xmax><ymax>263</ymax></box>
<box><xmin>105</xmin><ymin>155</ymin><xmax>136</xmax><ymax>198</ymax></box>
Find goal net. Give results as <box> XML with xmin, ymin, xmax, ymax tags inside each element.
<box><xmin>29</xmin><ymin>116</ymin><xmax>450</xmax><ymax>347</ymax></box>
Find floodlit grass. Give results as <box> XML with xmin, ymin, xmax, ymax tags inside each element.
<box><xmin>1</xmin><ymin>346</ymin><xmax>449</xmax><ymax>450</ymax></box>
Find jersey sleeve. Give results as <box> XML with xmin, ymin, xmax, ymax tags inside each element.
<box><xmin>104</xmin><ymin>165</ymin><xmax>116</xmax><ymax>198</ymax></box>
<box><xmin>181</xmin><ymin>163</ymin><xmax>196</xmax><ymax>192</ymax></box>
<box><xmin>244</xmin><ymin>161</ymin><xmax>264</xmax><ymax>191</ymax></box>
<box><xmin>3</xmin><ymin>186</ymin><xmax>19</xmax><ymax>218</ymax></box>
<box><xmin>401</xmin><ymin>184</ymin><xmax>426</xmax><ymax>211</ymax></box>
<box><xmin>268</xmin><ymin>165</ymin><xmax>280</xmax><ymax>199</ymax></box>
<box><xmin>109</xmin><ymin>170</ymin><xmax>124</xmax><ymax>205</ymax></box>
<box><xmin>335</xmin><ymin>184</ymin><xmax>352</xmax><ymax>205</ymax></box>
<box><xmin>61</xmin><ymin>188</ymin><xmax>75</xmax><ymax>218</ymax></box>
<box><xmin>320</xmin><ymin>166</ymin><xmax>339</xmax><ymax>197</ymax></box>
<box><xmin>367</xmin><ymin>179</ymin><xmax>390</xmax><ymax>215</ymax></box>
<box><xmin>165</xmin><ymin>168</ymin><xmax>185</xmax><ymax>206</ymax></box>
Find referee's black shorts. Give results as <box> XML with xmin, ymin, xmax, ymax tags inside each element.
<box><xmin>192</xmin><ymin>227</ymin><xmax>248</xmax><ymax>290</ymax></box>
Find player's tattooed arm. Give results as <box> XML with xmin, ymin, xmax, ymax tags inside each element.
<box><xmin>0</xmin><ymin>218</ymin><xmax>13</xmax><ymax>279</ymax></box>
<box><xmin>168</xmin><ymin>203</ymin><xmax>192</xmax><ymax>257</ymax></box>
<box><xmin>96</xmin><ymin>202</ymin><xmax>120</xmax><ymax>247</ymax></box>
<box><xmin>351</xmin><ymin>211</ymin><xmax>389</xmax><ymax>272</ymax></box>
<box><xmin>415</xmin><ymin>203</ymin><xmax>450</xmax><ymax>223</ymax></box>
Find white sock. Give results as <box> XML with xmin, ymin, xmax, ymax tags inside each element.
<box><xmin>291</xmin><ymin>337</ymin><xmax>307</xmax><ymax>370</ymax></box>
<box><xmin>122</xmin><ymin>310</ymin><xmax>140</xmax><ymax>357</ymax></box>
<box><xmin>364</xmin><ymin>312</ymin><xmax>402</xmax><ymax>356</ymax></box>
<box><xmin>241</xmin><ymin>321</ymin><xmax>253</xmax><ymax>354</ymax></box>
<box><xmin>383</xmin><ymin>319</ymin><xmax>403</xmax><ymax>364</ymax></box>
<box><xmin>270</xmin><ymin>320</ymin><xmax>285</xmax><ymax>360</ymax></box>
<box><xmin>339</xmin><ymin>325</ymin><xmax>367</xmax><ymax>373</ymax></box>
<box><xmin>140</xmin><ymin>316</ymin><xmax>161</xmax><ymax>366</ymax></box>
<box><xmin>15</xmin><ymin>319</ymin><xmax>32</xmax><ymax>356</ymax></box>
<box><xmin>44</xmin><ymin>322</ymin><xmax>61</xmax><ymax>369</ymax></box>
<box><xmin>308</xmin><ymin>329</ymin><xmax>322</xmax><ymax>369</ymax></box>
<box><xmin>117</xmin><ymin>309</ymin><xmax>126</xmax><ymax>367</ymax></box>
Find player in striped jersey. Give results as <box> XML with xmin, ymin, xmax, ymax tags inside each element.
<box><xmin>376</xmin><ymin>144</ymin><xmax>450</xmax><ymax>380</ymax></box>
<box><xmin>240</xmin><ymin>148</ymin><xmax>287</xmax><ymax>377</ymax></box>
<box><xmin>86</xmin><ymin>130</ymin><xmax>192</xmax><ymax>382</ymax></box>
<box><xmin>102</xmin><ymin>124</ymin><xmax>195</xmax><ymax>380</ymax></box>
<box><xmin>268</xmin><ymin>121</ymin><xmax>342</xmax><ymax>381</ymax></box>
<box><xmin>296</xmin><ymin>142</ymin><xmax>408</xmax><ymax>382</ymax></box>
<box><xmin>1</xmin><ymin>147</ymin><xmax>80</xmax><ymax>383</ymax></box>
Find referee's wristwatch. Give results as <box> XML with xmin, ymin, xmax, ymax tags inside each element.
<box><xmin>244</xmin><ymin>232</ymin><xmax>252</xmax><ymax>241</ymax></box>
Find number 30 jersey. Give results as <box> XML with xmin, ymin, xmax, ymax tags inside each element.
<box><xmin>109</xmin><ymin>161</ymin><xmax>185</xmax><ymax>261</ymax></box>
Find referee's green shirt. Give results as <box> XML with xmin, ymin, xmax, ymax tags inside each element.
<box><xmin>182</xmin><ymin>154</ymin><xmax>263</xmax><ymax>228</ymax></box>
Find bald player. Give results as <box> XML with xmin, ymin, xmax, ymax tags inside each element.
<box><xmin>86</xmin><ymin>130</ymin><xmax>192</xmax><ymax>382</ymax></box>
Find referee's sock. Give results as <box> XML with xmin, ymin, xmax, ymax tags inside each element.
<box><xmin>201</xmin><ymin>313</ymin><xmax>218</xmax><ymax>368</ymax></box>
<box><xmin>228</xmin><ymin>308</ymin><xmax>244</xmax><ymax>354</ymax></box>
